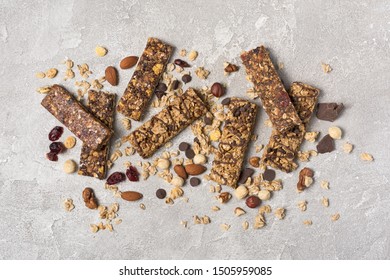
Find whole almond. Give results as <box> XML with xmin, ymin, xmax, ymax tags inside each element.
<box><xmin>184</xmin><ymin>164</ymin><xmax>207</xmax><ymax>175</ymax></box>
<box><xmin>174</xmin><ymin>164</ymin><xmax>188</xmax><ymax>179</ymax></box>
<box><xmin>105</xmin><ymin>66</ymin><xmax>118</xmax><ymax>86</ymax></box>
<box><xmin>121</xmin><ymin>191</ymin><xmax>143</xmax><ymax>201</ymax></box>
<box><xmin>120</xmin><ymin>56</ymin><xmax>138</xmax><ymax>69</ymax></box>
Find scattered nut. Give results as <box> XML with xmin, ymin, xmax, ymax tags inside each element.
<box><xmin>193</xmin><ymin>154</ymin><xmax>207</xmax><ymax>164</ymax></box>
<box><xmin>218</xmin><ymin>192</ymin><xmax>232</xmax><ymax>203</ymax></box>
<box><xmin>343</xmin><ymin>142</ymin><xmax>354</xmax><ymax>153</ymax></box>
<box><xmin>328</xmin><ymin>126</ymin><xmax>342</xmax><ymax>139</ymax></box>
<box><xmin>82</xmin><ymin>187</ymin><xmax>98</xmax><ymax>209</ymax></box>
<box><xmin>297</xmin><ymin>167</ymin><xmax>314</xmax><ymax>192</ymax></box>
<box><xmin>234</xmin><ymin>207</ymin><xmax>246</xmax><ymax>217</ymax></box>
<box><xmin>258</xmin><ymin>189</ymin><xmax>271</xmax><ymax>201</ymax></box>
<box><xmin>224</xmin><ymin>62</ymin><xmax>239</xmax><ymax>74</ymax></box>
<box><xmin>95</xmin><ymin>46</ymin><xmax>107</xmax><ymax>57</ymax></box>
<box><xmin>246</xmin><ymin>195</ymin><xmax>261</xmax><ymax>208</ymax></box>
<box><xmin>64</xmin><ymin>136</ymin><xmax>76</xmax><ymax>149</ymax></box>
<box><xmin>63</xmin><ymin>159</ymin><xmax>77</xmax><ymax>174</ymax></box>
<box><xmin>249</xmin><ymin>156</ymin><xmax>260</xmax><ymax>168</ymax></box>
<box><xmin>234</xmin><ymin>185</ymin><xmax>248</xmax><ymax>200</ymax></box>
<box><xmin>360</xmin><ymin>153</ymin><xmax>374</xmax><ymax>162</ymax></box>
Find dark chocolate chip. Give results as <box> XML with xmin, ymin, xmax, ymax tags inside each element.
<box><xmin>156</xmin><ymin>83</ymin><xmax>167</xmax><ymax>92</ymax></box>
<box><xmin>316</xmin><ymin>103</ymin><xmax>344</xmax><ymax>122</ymax></box>
<box><xmin>193</xmin><ymin>137</ymin><xmax>200</xmax><ymax>144</ymax></box>
<box><xmin>263</xmin><ymin>168</ymin><xmax>276</xmax><ymax>181</ymax></box>
<box><xmin>190</xmin><ymin>177</ymin><xmax>201</xmax><ymax>187</ymax></box>
<box><xmin>155</xmin><ymin>91</ymin><xmax>166</xmax><ymax>99</ymax></box>
<box><xmin>182</xmin><ymin>74</ymin><xmax>192</xmax><ymax>84</ymax></box>
<box><xmin>221</xmin><ymin>98</ymin><xmax>231</xmax><ymax>105</ymax></box>
<box><xmin>171</xmin><ymin>80</ymin><xmax>180</xmax><ymax>90</ymax></box>
<box><xmin>204</xmin><ymin>116</ymin><xmax>213</xmax><ymax>125</ymax></box>
<box><xmin>179</xmin><ymin>142</ymin><xmax>190</xmax><ymax>151</ymax></box>
<box><xmin>238</xmin><ymin>168</ymin><xmax>255</xmax><ymax>184</ymax></box>
<box><xmin>185</xmin><ymin>148</ymin><xmax>195</xmax><ymax>159</ymax></box>
<box><xmin>156</xmin><ymin>189</ymin><xmax>167</xmax><ymax>199</ymax></box>
<box><xmin>316</xmin><ymin>134</ymin><xmax>335</xmax><ymax>154</ymax></box>
<box><xmin>174</xmin><ymin>59</ymin><xmax>191</xmax><ymax>68</ymax></box>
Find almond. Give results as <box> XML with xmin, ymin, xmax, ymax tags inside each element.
<box><xmin>121</xmin><ymin>191</ymin><xmax>143</xmax><ymax>201</ymax></box>
<box><xmin>174</xmin><ymin>164</ymin><xmax>188</xmax><ymax>179</ymax></box>
<box><xmin>184</xmin><ymin>164</ymin><xmax>207</xmax><ymax>175</ymax></box>
<box><xmin>105</xmin><ymin>66</ymin><xmax>118</xmax><ymax>86</ymax></box>
<box><xmin>120</xmin><ymin>56</ymin><xmax>138</xmax><ymax>69</ymax></box>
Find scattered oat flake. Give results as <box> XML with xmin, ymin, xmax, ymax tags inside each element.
<box><xmin>188</xmin><ymin>50</ymin><xmax>198</xmax><ymax>61</ymax></box>
<box><xmin>274</xmin><ymin>208</ymin><xmax>286</xmax><ymax>220</ymax></box>
<box><xmin>278</xmin><ymin>62</ymin><xmax>284</xmax><ymax>70</ymax></box>
<box><xmin>220</xmin><ymin>223</ymin><xmax>231</xmax><ymax>231</ymax></box>
<box><xmin>360</xmin><ymin>153</ymin><xmax>374</xmax><ymax>162</ymax></box>
<box><xmin>90</xmin><ymin>224</ymin><xmax>99</xmax><ymax>233</ymax></box>
<box><xmin>63</xmin><ymin>198</ymin><xmax>75</xmax><ymax>212</ymax></box>
<box><xmin>195</xmin><ymin>67</ymin><xmax>210</xmax><ymax>80</ymax></box>
<box><xmin>331</xmin><ymin>213</ymin><xmax>340</xmax><ymax>221</ymax></box>
<box><xmin>321</xmin><ymin>180</ymin><xmax>330</xmax><ymax>190</ymax></box>
<box><xmin>179</xmin><ymin>49</ymin><xmax>187</xmax><ymax>57</ymax></box>
<box><xmin>35</xmin><ymin>72</ymin><xmax>45</xmax><ymax>79</ymax></box>
<box><xmin>46</xmin><ymin>68</ymin><xmax>58</xmax><ymax>79</ymax></box>
<box><xmin>36</xmin><ymin>86</ymin><xmax>51</xmax><ymax>94</ymax></box>
<box><xmin>321</xmin><ymin>197</ymin><xmax>329</xmax><ymax>207</ymax></box>
<box><xmin>139</xmin><ymin>203</ymin><xmax>146</xmax><ymax>210</ymax></box>
<box><xmin>343</xmin><ymin>142</ymin><xmax>354</xmax><ymax>154</ymax></box>
<box><xmin>321</xmin><ymin>62</ymin><xmax>332</xmax><ymax>73</ymax></box>
<box><xmin>264</xmin><ymin>119</ymin><xmax>272</xmax><ymax>128</ymax></box>
<box><xmin>242</xmin><ymin>221</ymin><xmax>249</xmax><ymax>230</ymax></box>
<box><xmin>297</xmin><ymin>201</ymin><xmax>307</xmax><ymax>212</ymax></box>
<box><xmin>303</xmin><ymin>220</ymin><xmax>313</xmax><ymax>226</ymax></box>
<box><xmin>211</xmin><ymin>206</ymin><xmax>220</xmax><ymax>211</ymax></box>
<box><xmin>180</xmin><ymin>221</ymin><xmax>188</xmax><ymax>228</ymax></box>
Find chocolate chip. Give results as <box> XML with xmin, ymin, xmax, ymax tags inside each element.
<box><xmin>174</xmin><ymin>59</ymin><xmax>191</xmax><ymax>68</ymax></box>
<box><xmin>316</xmin><ymin>134</ymin><xmax>335</xmax><ymax>153</ymax></box>
<box><xmin>221</xmin><ymin>98</ymin><xmax>231</xmax><ymax>105</ymax></box>
<box><xmin>171</xmin><ymin>80</ymin><xmax>180</xmax><ymax>90</ymax></box>
<box><xmin>193</xmin><ymin>137</ymin><xmax>200</xmax><ymax>144</ymax></box>
<box><xmin>179</xmin><ymin>142</ymin><xmax>190</xmax><ymax>151</ymax></box>
<box><xmin>185</xmin><ymin>148</ymin><xmax>195</xmax><ymax>159</ymax></box>
<box><xmin>238</xmin><ymin>168</ymin><xmax>254</xmax><ymax>184</ymax></box>
<box><xmin>182</xmin><ymin>74</ymin><xmax>192</xmax><ymax>84</ymax></box>
<box><xmin>156</xmin><ymin>83</ymin><xmax>167</xmax><ymax>92</ymax></box>
<box><xmin>190</xmin><ymin>177</ymin><xmax>201</xmax><ymax>187</ymax></box>
<box><xmin>316</xmin><ymin>103</ymin><xmax>344</xmax><ymax>122</ymax></box>
<box><xmin>263</xmin><ymin>168</ymin><xmax>276</xmax><ymax>181</ymax></box>
<box><xmin>204</xmin><ymin>116</ymin><xmax>213</xmax><ymax>125</ymax></box>
<box><xmin>156</xmin><ymin>189</ymin><xmax>166</xmax><ymax>199</ymax></box>
<box><xmin>155</xmin><ymin>91</ymin><xmax>166</xmax><ymax>99</ymax></box>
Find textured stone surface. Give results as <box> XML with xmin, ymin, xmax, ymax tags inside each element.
<box><xmin>0</xmin><ymin>0</ymin><xmax>389</xmax><ymax>259</ymax></box>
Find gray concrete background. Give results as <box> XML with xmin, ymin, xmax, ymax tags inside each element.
<box><xmin>0</xmin><ymin>0</ymin><xmax>389</xmax><ymax>260</ymax></box>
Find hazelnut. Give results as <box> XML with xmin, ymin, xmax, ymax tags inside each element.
<box><xmin>246</xmin><ymin>195</ymin><xmax>261</xmax><ymax>208</ymax></box>
<box><xmin>328</xmin><ymin>126</ymin><xmax>342</xmax><ymax>139</ymax></box>
<box><xmin>157</xmin><ymin>158</ymin><xmax>170</xmax><ymax>170</ymax></box>
<box><xmin>63</xmin><ymin>159</ymin><xmax>77</xmax><ymax>174</ymax></box>
<box><xmin>171</xmin><ymin>176</ymin><xmax>184</xmax><ymax>188</ymax></box>
<box><xmin>82</xmin><ymin>187</ymin><xmax>98</xmax><ymax>209</ymax></box>
<box><xmin>249</xmin><ymin>156</ymin><xmax>260</xmax><ymax>168</ymax></box>
<box><xmin>193</xmin><ymin>154</ymin><xmax>207</xmax><ymax>164</ymax></box>
<box><xmin>234</xmin><ymin>185</ymin><xmax>248</xmax><ymax>200</ymax></box>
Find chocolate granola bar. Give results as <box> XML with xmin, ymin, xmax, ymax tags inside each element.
<box><xmin>127</xmin><ymin>88</ymin><xmax>207</xmax><ymax>158</ymax></box>
<box><xmin>117</xmin><ymin>37</ymin><xmax>173</xmax><ymax>121</ymax></box>
<box><xmin>262</xmin><ymin>82</ymin><xmax>320</xmax><ymax>172</ymax></box>
<box><xmin>41</xmin><ymin>85</ymin><xmax>112</xmax><ymax>150</ymax></box>
<box><xmin>241</xmin><ymin>45</ymin><xmax>301</xmax><ymax>132</ymax></box>
<box><xmin>78</xmin><ymin>90</ymin><xmax>115</xmax><ymax>179</ymax></box>
<box><xmin>209</xmin><ymin>98</ymin><xmax>258</xmax><ymax>188</ymax></box>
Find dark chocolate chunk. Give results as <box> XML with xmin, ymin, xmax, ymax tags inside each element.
<box><xmin>182</xmin><ymin>74</ymin><xmax>192</xmax><ymax>84</ymax></box>
<box><xmin>204</xmin><ymin>116</ymin><xmax>213</xmax><ymax>125</ymax></box>
<box><xmin>156</xmin><ymin>188</ymin><xmax>167</xmax><ymax>199</ymax></box>
<box><xmin>179</xmin><ymin>142</ymin><xmax>190</xmax><ymax>151</ymax></box>
<box><xmin>316</xmin><ymin>103</ymin><xmax>344</xmax><ymax>122</ymax></box>
<box><xmin>174</xmin><ymin>59</ymin><xmax>191</xmax><ymax>68</ymax></box>
<box><xmin>190</xmin><ymin>177</ymin><xmax>201</xmax><ymax>187</ymax></box>
<box><xmin>221</xmin><ymin>98</ymin><xmax>231</xmax><ymax>105</ymax></box>
<box><xmin>155</xmin><ymin>91</ymin><xmax>166</xmax><ymax>99</ymax></box>
<box><xmin>171</xmin><ymin>80</ymin><xmax>180</xmax><ymax>90</ymax></box>
<box><xmin>238</xmin><ymin>168</ymin><xmax>255</xmax><ymax>184</ymax></box>
<box><xmin>156</xmin><ymin>83</ymin><xmax>167</xmax><ymax>92</ymax></box>
<box><xmin>316</xmin><ymin>134</ymin><xmax>335</xmax><ymax>153</ymax></box>
<box><xmin>185</xmin><ymin>148</ymin><xmax>195</xmax><ymax>159</ymax></box>
<box><xmin>263</xmin><ymin>168</ymin><xmax>276</xmax><ymax>181</ymax></box>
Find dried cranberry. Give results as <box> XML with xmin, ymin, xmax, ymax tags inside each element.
<box><xmin>46</xmin><ymin>151</ymin><xmax>58</xmax><ymax>162</ymax></box>
<box><xmin>126</xmin><ymin>166</ymin><xmax>139</xmax><ymax>182</ymax></box>
<box><xmin>277</xmin><ymin>91</ymin><xmax>290</xmax><ymax>108</ymax></box>
<box><xmin>49</xmin><ymin>142</ymin><xmax>64</xmax><ymax>154</ymax></box>
<box><xmin>106</xmin><ymin>172</ymin><xmax>126</xmax><ymax>185</ymax></box>
<box><xmin>49</xmin><ymin>126</ymin><xmax>64</xmax><ymax>141</ymax></box>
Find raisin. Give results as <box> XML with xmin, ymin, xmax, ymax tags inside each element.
<box><xmin>49</xmin><ymin>126</ymin><xmax>64</xmax><ymax>141</ymax></box>
<box><xmin>46</xmin><ymin>151</ymin><xmax>58</xmax><ymax>161</ymax></box>
<box><xmin>106</xmin><ymin>172</ymin><xmax>126</xmax><ymax>185</ymax></box>
<box><xmin>126</xmin><ymin>166</ymin><xmax>139</xmax><ymax>182</ymax></box>
<box><xmin>49</xmin><ymin>142</ymin><xmax>64</xmax><ymax>154</ymax></box>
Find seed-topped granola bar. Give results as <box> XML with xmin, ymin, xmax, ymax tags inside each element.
<box><xmin>41</xmin><ymin>85</ymin><xmax>112</xmax><ymax>150</ymax></box>
<box><xmin>127</xmin><ymin>88</ymin><xmax>208</xmax><ymax>158</ymax></box>
<box><xmin>241</xmin><ymin>45</ymin><xmax>301</xmax><ymax>132</ymax></box>
<box><xmin>262</xmin><ymin>82</ymin><xmax>320</xmax><ymax>172</ymax></box>
<box><xmin>117</xmin><ymin>37</ymin><xmax>173</xmax><ymax>121</ymax></box>
<box><xmin>209</xmin><ymin>98</ymin><xmax>258</xmax><ymax>188</ymax></box>
<box><xmin>78</xmin><ymin>90</ymin><xmax>116</xmax><ymax>179</ymax></box>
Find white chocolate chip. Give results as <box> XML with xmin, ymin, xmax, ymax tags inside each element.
<box><xmin>343</xmin><ymin>142</ymin><xmax>353</xmax><ymax>153</ymax></box>
<box><xmin>234</xmin><ymin>185</ymin><xmax>248</xmax><ymax>200</ymax></box>
<box><xmin>193</xmin><ymin>154</ymin><xmax>207</xmax><ymax>164</ymax></box>
<box><xmin>63</xmin><ymin>160</ymin><xmax>77</xmax><ymax>174</ymax></box>
<box><xmin>328</xmin><ymin>126</ymin><xmax>342</xmax><ymax>139</ymax></box>
<box><xmin>157</xmin><ymin>158</ymin><xmax>170</xmax><ymax>170</ymax></box>
<box><xmin>171</xmin><ymin>176</ymin><xmax>184</xmax><ymax>188</ymax></box>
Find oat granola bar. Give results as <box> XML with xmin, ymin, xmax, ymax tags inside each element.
<box><xmin>78</xmin><ymin>90</ymin><xmax>115</xmax><ymax>179</ymax></box>
<box><xmin>117</xmin><ymin>37</ymin><xmax>173</xmax><ymax>121</ymax></box>
<box><xmin>209</xmin><ymin>98</ymin><xmax>258</xmax><ymax>188</ymax></box>
<box><xmin>241</xmin><ymin>45</ymin><xmax>301</xmax><ymax>132</ymax></box>
<box><xmin>41</xmin><ymin>85</ymin><xmax>112</xmax><ymax>150</ymax></box>
<box><xmin>262</xmin><ymin>82</ymin><xmax>320</xmax><ymax>172</ymax></box>
<box><xmin>127</xmin><ymin>88</ymin><xmax>207</xmax><ymax>158</ymax></box>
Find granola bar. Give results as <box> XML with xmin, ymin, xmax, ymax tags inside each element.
<box><xmin>78</xmin><ymin>90</ymin><xmax>115</xmax><ymax>179</ymax></box>
<box><xmin>241</xmin><ymin>45</ymin><xmax>301</xmax><ymax>132</ymax></box>
<box><xmin>117</xmin><ymin>37</ymin><xmax>173</xmax><ymax>121</ymax></box>
<box><xmin>209</xmin><ymin>98</ymin><xmax>258</xmax><ymax>188</ymax></box>
<box><xmin>41</xmin><ymin>85</ymin><xmax>112</xmax><ymax>150</ymax></box>
<box><xmin>127</xmin><ymin>88</ymin><xmax>207</xmax><ymax>158</ymax></box>
<box><xmin>262</xmin><ymin>82</ymin><xmax>320</xmax><ymax>172</ymax></box>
